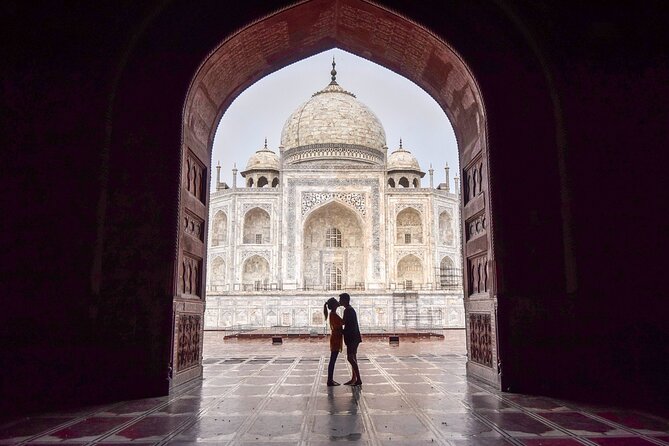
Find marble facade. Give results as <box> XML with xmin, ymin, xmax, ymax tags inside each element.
<box><xmin>206</xmin><ymin>67</ymin><xmax>464</xmax><ymax>330</ymax></box>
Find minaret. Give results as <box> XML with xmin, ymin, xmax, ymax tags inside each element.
<box><xmin>232</xmin><ymin>163</ymin><xmax>238</xmax><ymax>189</ymax></box>
<box><xmin>216</xmin><ymin>160</ymin><xmax>221</xmax><ymax>191</ymax></box>
<box><xmin>454</xmin><ymin>176</ymin><xmax>460</xmax><ymax>195</ymax></box>
<box><xmin>429</xmin><ymin>163</ymin><xmax>434</xmax><ymax>188</ymax></box>
<box><xmin>444</xmin><ymin>162</ymin><xmax>450</xmax><ymax>192</ymax></box>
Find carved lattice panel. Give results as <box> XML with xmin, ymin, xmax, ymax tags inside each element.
<box><xmin>469</xmin><ymin>313</ymin><xmax>493</xmax><ymax>367</ymax></box>
<box><xmin>185</xmin><ymin>151</ymin><xmax>206</xmax><ymax>203</ymax></box>
<box><xmin>467</xmin><ymin>254</ymin><xmax>489</xmax><ymax>296</ymax></box>
<box><xmin>464</xmin><ymin>157</ymin><xmax>484</xmax><ymax>204</ymax></box>
<box><xmin>180</xmin><ymin>254</ymin><xmax>202</xmax><ymax>297</ymax></box>
<box><xmin>466</xmin><ymin>212</ymin><xmax>486</xmax><ymax>241</ymax></box>
<box><xmin>184</xmin><ymin>211</ymin><xmax>204</xmax><ymax>242</ymax></box>
<box><xmin>176</xmin><ymin>314</ymin><xmax>202</xmax><ymax>371</ymax></box>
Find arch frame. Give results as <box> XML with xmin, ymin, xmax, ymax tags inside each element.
<box><xmin>178</xmin><ymin>0</ymin><xmax>499</xmax><ymax>389</ymax></box>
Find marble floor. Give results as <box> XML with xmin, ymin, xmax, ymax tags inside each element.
<box><xmin>2</xmin><ymin>331</ymin><xmax>668</xmax><ymax>445</ymax></box>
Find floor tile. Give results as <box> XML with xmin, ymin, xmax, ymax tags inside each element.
<box><xmin>44</xmin><ymin>416</ymin><xmax>133</xmax><ymax>441</ymax></box>
<box><xmin>540</xmin><ymin>412</ymin><xmax>620</xmax><ymax>435</ymax></box>
<box><xmin>8</xmin><ymin>335</ymin><xmax>669</xmax><ymax>446</ymax></box>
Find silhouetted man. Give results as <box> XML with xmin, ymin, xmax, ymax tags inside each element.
<box><xmin>339</xmin><ymin>292</ymin><xmax>362</xmax><ymax>386</ymax></box>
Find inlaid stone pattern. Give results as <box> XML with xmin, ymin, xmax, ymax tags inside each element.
<box><xmin>470</xmin><ymin>312</ymin><xmax>493</xmax><ymax>367</ymax></box>
<box><xmin>240</xmin><ymin>249</ymin><xmax>271</xmax><ymax>263</ymax></box>
<box><xmin>396</xmin><ymin>202</ymin><xmax>424</xmax><ymax>215</ymax></box>
<box><xmin>176</xmin><ymin>314</ymin><xmax>201</xmax><ymax>371</ymax></box>
<box><xmin>396</xmin><ymin>248</ymin><xmax>425</xmax><ymax>261</ymax></box>
<box><xmin>287</xmin><ymin>178</ymin><xmax>380</xmax><ymax>279</ymax></box>
<box><xmin>301</xmin><ymin>191</ymin><xmax>366</xmax><ymax>216</ymax></box>
<box><xmin>284</xmin><ymin>143</ymin><xmax>384</xmax><ymax>166</ymax></box>
<box><xmin>242</xmin><ymin>203</ymin><xmax>272</xmax><ymax>215</ymax></box>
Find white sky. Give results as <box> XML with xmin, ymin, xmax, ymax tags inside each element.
<box><xmin>211</xmin><ymin>48</ymin><xmax>458</xmax><ymax>189</ymax></box>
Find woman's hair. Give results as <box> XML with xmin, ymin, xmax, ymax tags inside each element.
<box><xmin>323</xmin><ymin>297</ymin><xmax>338</xmax><ymax>321</ymax></box>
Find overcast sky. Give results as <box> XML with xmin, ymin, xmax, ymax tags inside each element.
<box><xmin>211</xmin><ymin>48</ymin><xmax>458</xmax><ymax>189</ymax></box>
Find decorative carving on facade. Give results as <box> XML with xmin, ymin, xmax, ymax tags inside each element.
<box><xmin>242</xmin><ymin>203</ymin><xmax>272</xmax><ymax>215</ymax></box>
<box><xmin>395</xmin><ymin>203</ymin><xmax>424</xmax><ymax>214</ymax></box>
<box><xmin>176</xmin><ymin>314</ymin><xmax>201</xmax><ymax>371</ymax></box>
<box><xmin>464</xmin><ymin>158</ymin><xmax>484</xmax><ymax>203</ymax></box>
<box><xmin>301</xmin><ymin>192</ymin><xmax>366</xmax><ymax>217</ymax></box>
<box><xmin>240</xmin><ymin>249</ymin><xmax>272</xmax><ymax>262</ymax></box>
<box><xmin>180</xmin><ymin>254</ymin><xmax>202</xmax><ymax>297</ymax></box>
<box><xmin>287</xmin><ymin>178</ymin><xmax>380</xmax><ymax>279</ymax></box>
<box><xmin>467</xmin><ymin>212</ymin><xmax>487</xmax><ymax>240</ymax></box>
<box><xmin>289</xmin><ymin>161</ymin><xmax>375</xmax><ymax>170</ymax></box>
<box><xmin>283</xmin><ymin>143</ymin><xmax>384</xmax><ymax>166</ymax></box>
<box><xmin>185</xmin><ymin>151</ymin><xmax>206</xmax><ymax>203</ymax></box>
<box><xmin>467</xmin><ymin>254</ymin><xmax>489</xmax><ymax>296</ymax></box>
<box><xmin>396</xmin><ymin>249</ymin><xmax>425</xmax><ymax>261</ymax></box>
<box><xmin>184</xmin><ymin>211</ymin><xmax>204</xmax><ymax>242</ymax></box>
<box><xmin>469</xmin><ymin>313</ymin><xmax>493</xmax><ymax>367</ymax></box>
<box><xmin>438</xmin><ymin>209</ymin><xmax>455</xmax><ymax>245</ymax></box>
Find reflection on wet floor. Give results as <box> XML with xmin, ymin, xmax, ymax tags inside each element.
<box><xmin>2</xmin><ymin>331</ymin><xmax>668</xmax><ymax>445</ymax></box>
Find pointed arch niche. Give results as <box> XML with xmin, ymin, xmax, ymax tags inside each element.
<box><xmin>302</xmin><ymin>201</ymin><xmax>364</xmax><ymax>289</ymax></box>
<box><xmin>182</xmin><ymin>0</ymin><xmax>499</xmax><ymax>388</ymax></box>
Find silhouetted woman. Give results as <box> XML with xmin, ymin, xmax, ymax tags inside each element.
<box><xmin>324</xmin><ymin>297</ymin><xmax>343</xmax><ymax>386</ymax></box>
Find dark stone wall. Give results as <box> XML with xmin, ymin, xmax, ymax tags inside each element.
<box><xmin>1</xmin><ymin>0</ymin><xmax>667</xmax><ymax>416</ymax></box>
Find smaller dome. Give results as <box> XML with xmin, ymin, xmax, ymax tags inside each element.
<box><xmin>387</xmin><ymin>140</ymin><xmax>422</xmax><ymax>172</ymax></box>
<box><xmin>243</xmin><ymin>140</ymin><xmax>280</xmax><ymax>173</ymax></box>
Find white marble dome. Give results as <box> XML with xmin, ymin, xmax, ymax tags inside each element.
<box><xmin>280</xmin><ymin>82</ymin><xmax>387</xmax><ymax>151</ymax></box>
<box><xmin>387</xmin><ymin>142</ymin><xmax>421</xmax><ymax>172</ymax></box>
<box><xmin>244</xmin><ymin>142</ymin><xmax>279</xmax><ymax>171</ymax></box>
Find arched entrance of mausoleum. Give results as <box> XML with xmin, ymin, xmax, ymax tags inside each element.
<box><xmin>177</xmin><ymin>0</ymin><xmax>500</xmax><ymax>390</ymax></box>
<box><xmin>302</xmin><ymin>201</ymin><xmax>366</xmax><ymax>291</ymax></box>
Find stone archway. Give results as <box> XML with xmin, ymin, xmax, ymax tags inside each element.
<box><xmin>179</xmin><ymin>0</ymin><xmax>498</xmax><ymax>389</ymax></box>
<box><xmin>302</xmin><ymin>201</ymin><xmax>364</xmax><ymax>290</ymax></box>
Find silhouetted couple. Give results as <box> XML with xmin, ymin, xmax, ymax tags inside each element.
<box><xmin>323</xmin><ymin>293</ymin><xmax>362</xmax><ymax>386</ymax></box>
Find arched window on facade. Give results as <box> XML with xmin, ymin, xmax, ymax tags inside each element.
<box><xmin>210</xmin><ymin>257</ymin><xmax>226</xmax><ymax>290</ymax></box>
<box><xmin>243</xmin><ymin>207</ymin><xmax>270</xmax><ymax>244</ymax></box>
<box><xmin>325</xmin><ymin>227</ymin><xmax>342</xmax><ymax>248</ymax></box>
<box><xmin>397</xmin><ymin>254</ymin><xmax>423</xmax><ymax>290</ymax></box>
<box><xmin>247</xmin><ymin>177</ymin><xmax>254</xmax><ymax>188</ymax></box>
<box><xmin>413</xmin><ymin>178</ymin><xmax>420</xmax><ymax>188</ymax></box>
<box><xmin>211</xmin><ymin>210</ymin><xmax>227</xmax><ymax>246</ymax></box>
<box><xmin>388</xmin><ymin>178</ymin><xmax>395</xmax><ymax>188</ymax></box>
<box><xmin>398</xmin><ymin>177</ymin><xmax>410</xmax><ymax>188</ymax></box>
<box><xmin>440</xmin><ymin>256</ymin><xmax>456</xmax><ymax>289</ymax></box>
<box><xmin>242</xmin><ymin>255</ymin><xmax>270</xmax><ymax>291</ymax></box>
<box><xmin>396</xmin><ymin>207</ymin><xmax>423</xmax><ymax>244</ymax></box>
<box><xmin>325</xmin><ymin>263</ymin><xmax>342</xmax><ymax>291</ymax></box>
<box><xmin>439</xmin><ymin>211</ymin><xmax>454</xmax><ymax>245</ymax></box>
<box><xmin>271</xmin><ymin>177</ymin><xmax>279</xmax><ymax>188</ymax></box>
<box><xmin>257</xmin><ymin>176</ymin><xmax>268</xmax><ymax>188</ymax></box>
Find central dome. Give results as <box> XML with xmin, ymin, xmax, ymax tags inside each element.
<box><xmin>280</xmin><ymin>63</ymin><xmax>386</xmax><ymax>153</ymax></box>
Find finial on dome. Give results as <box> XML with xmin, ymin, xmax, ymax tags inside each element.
<box><xmin>399</xmin><ymin>138</ymin><xmax>403</xmax><ymax>150</ymax></box>
<box><xmin>330</xmin><ymin>57</ymin><xmax>337</xmax><ymax>84</ymax></box>
<box><xmin>264</xmin><ymin>137</ymin><xmax>268</xmax><ymax>150</ymax></box>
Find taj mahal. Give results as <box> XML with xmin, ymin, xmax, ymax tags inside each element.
<box><xmin>204</xmin><ymin>61</ymin><xmax>465</xmax><ymax>331</ymax></box>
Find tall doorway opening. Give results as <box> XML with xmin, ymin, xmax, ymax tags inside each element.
<box><xmin>177</xmin><ymin>0</ymin><xmax>497</xmax><ymax>389</ymax></box>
